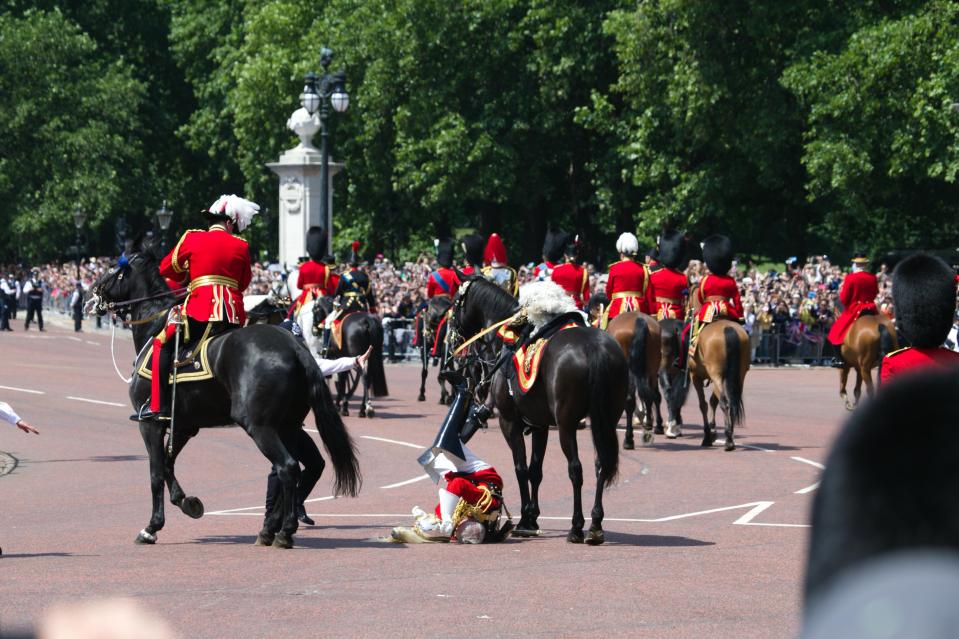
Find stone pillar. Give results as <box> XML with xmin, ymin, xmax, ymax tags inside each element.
<box><xmin>266</xmin><ymin>107</ymin><xmax>342</xmax><ymax>270</ymax></box>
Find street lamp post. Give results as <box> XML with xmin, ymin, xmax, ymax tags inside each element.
<box><xmin>155</xmin><ymin>199</ymin><xmax>173</xmax><ymax>252</ymax></box>
<box><xmin>72</xmin><ymin>206</ymin><xmax>86</xmax><ymax>281</ymax></box>
<box><xmin>299</xmin><ymin>47</ymin><xmax>349</xmax><ymax>253</ymax></box>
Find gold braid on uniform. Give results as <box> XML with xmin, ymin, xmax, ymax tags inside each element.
<box><xmin>451</xmin><ymin>485</ymin><xmax>498</xmax><ymax>527</ymax></box>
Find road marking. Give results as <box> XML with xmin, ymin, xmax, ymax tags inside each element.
<box><xmin>794</xmin><ymin>482</ymin><xmax>820</xmax><ymax>495</ymax></box>
<box><xmin>66</xmin><ymin>396</ymin><xmax>125</xmax><ymax>407</ymax></box>
<box><xmin>791</xmin><ymin>456</ymin><xmax>825</xmax><ymax>470</ymax></box>
<box><xmin>85</xmin><ymin>340</ymin><xmax>100</xmax><ymax>346</ymax></box>
<box><xmin>0</xmin><ymin>384</ymin><xmax>45</xmax><ymax>395</ymax></box>
<box><xmin>381</xmin><ymin>474</ymin><xmax>430</xmax><ymax>489</ymax></box>
<box><xmin>207</xmin><ymin>495</ymin><xmax>335</xmax><ymax>516</ymax></box>
<box><xmin>361</xmin><ymin>435</ymin><xmax>424</xmax><ymax>449</ymax></box>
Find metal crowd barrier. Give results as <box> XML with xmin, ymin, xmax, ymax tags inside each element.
<box><xmin>750</xmin><ymin>326</ymin><xmax>834</xmax><ymax>366</ymax></box>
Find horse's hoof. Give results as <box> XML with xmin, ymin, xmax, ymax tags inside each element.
<box><xmin>623</xmin><ymin>438</ymin><xmax>634</xmax><ymax>450</ymax></box>
<box><xmin>585</xmin><ymin>529</ymin><xmax>605</xmax><ymax>546</ymax></box>
<box><xmin>701</xmin><ymin>437</ymin><xmax>713</xmax><ymax>447</ymax></box>
<box><xmin>358</xmin><ymin>410</ymin><xmax>366</xmax><ymax>419</ymax></box>
<box><xmin>180</xmin><ymin>496</ymin><xmax>204</xmax><ymax>519</ymax></box>
<box><xmin>513</xmin><ymin>526</ymin><xmax>541</xmax><ymax>538</ymax></box>
<box><xmin>642</xmin><ymin>431</ymin><xmax>654</xmax><ymax>445</ymax></box>
<box><xmin>665</xmin><ymin>422</ymin><xmax>682</xmax><ymax>439</ymax></box>
<box><xmin>567</xmin><ymin>529</ymin><xmax>585</xmax><ymax>544</ymax></box>
<box><xmin>255</xmin><ymin>531</ymin><xmax>275</xmax><ymax>546</ymax></box>
<box><xmin>653</xmin><ymin>425</ymin><xmax>665</xmax><ymax>435</ymax></box>
<box><xmin>724</xmin><ymin>440</ymin><xmax>736</xmax><ymax>452</ymax></box>
<box><xmin>417</xmin><ymin>394</ymin><xmax>426</xmax><ymax>402</ymax></box>
<box><xmin>272</xmin><ymin>532</ymin><xmax>293</xmax><ymax>549</ymax></box>
<box><xmin>135</xmin><ymin>529</ymin><xmax>157</xmax><ymax>545</ymax></box>
<box><xmin>438</xmin><ymin>397</ymin><xmax>446</xmax><ymax>406</ymax></box>
<box><xmin>844</xmin><ymin>401</ymin><xmax>856</xmax><ymax>412</ymax></box>
<box><xmin>366</xmin><ymin>408</ymin><xmax>375</xmax><ymax>418</ymax></box>
<box><xmin>341</xmin><ymin>407</ymin><xmax>349</xmax><ymax>417</ymax></box>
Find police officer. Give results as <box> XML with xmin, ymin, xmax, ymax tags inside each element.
<box><xmin>23</xmin><ymin>269</ymin><xmax>45</xmax><ymax>331</ymax></box>
<box><xmin>0</xmin><ymin>273</ymin><xmax>15</xmax><ymax>331</ymax></box>
<box><xmin>70</xmin><ymin>283</ymin><xmax>84</xmax><ymax>332</ymax></box>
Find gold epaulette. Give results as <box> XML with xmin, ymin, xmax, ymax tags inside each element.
<box><xmin>884</xmin><ymin>347</ymin><xmax>910</xmax><ymax>359</ymax></box>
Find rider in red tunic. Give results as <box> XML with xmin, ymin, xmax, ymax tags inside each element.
<box><xmin>601</xmin><ymin>232</ymin><xmax>655</xmax><ymax>328</ymax></box>
<box><xmin>551</xmin><ymin>233</ymin><xmax>590</xmax><ymax>309</ymax></box>
<box><xmin>481</xmin><ymin>233</ymin><xmax>518</xmax><ymax>296</ymax></box>
<box><xmin>881</xmin><ymin>253</ymin><xmax>959</xmax><ymax>384</ymax></box>
<box><xmin>694</xmin><ymin>235</ymin><xmax>743</xmax><ymax>323</ymax></box>
<box><xmin>533</xmin><ymin>230</ymin><xmax>564</xmax><ymax>282</ymax></box>
<box><xmin>288</xmin><ymin>227</ymin><xmax>331</xmax><ymax>318</ymax></box>
<box><xmin>134</xmin><ymin>194</ymin><xmax>257</xmax><ymax>423</ymax></box>
<box><xmin>426</xmin><ymin>238</ymin><xmax>460</xmax><ymax>298</ymax></box>
<box><xmin>827</xmin><ymin>253</ymin><xmax>879</xmax><ymax>347</ymax></box>
<box><xmin>649</xmin><ymin>229</ymin><xmax>689</xmax><ymax>320</ymax></box>
<box><xmin>459</xmin><ymin>234</ymin><xmax>485</xmax><ymax>277</ymax></box>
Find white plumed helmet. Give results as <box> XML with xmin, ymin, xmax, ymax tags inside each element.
<box><xmin>616</xmin><ymin>232</ymin><xmax>639</xmax><ymax>256</ymax></box>
<box><xmin>207</xmin><ymin>194</ymin><xmax>260</xmax><ymax>232</ymax></box>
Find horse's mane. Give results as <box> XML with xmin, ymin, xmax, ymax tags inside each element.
<box><xmin>466</xmin><ymin>277</ymin><xmax>519</xmax><ymax>318</ymax></box>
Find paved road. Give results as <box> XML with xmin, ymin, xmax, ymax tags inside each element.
<box><xmin>0</xmin><ymin>322</ymin><xmax>847</xmax><ymax>637</ymax></box>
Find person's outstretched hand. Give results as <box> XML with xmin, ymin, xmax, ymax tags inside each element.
<box><xmin>355</xmin><ymin>346</ymin><xmax>373</xmax><ymax>372</ymax></box>
<box><xmin>16</xmin><ymin>419</ymin><xmax>39</xmax><ymax>434</ymax></box>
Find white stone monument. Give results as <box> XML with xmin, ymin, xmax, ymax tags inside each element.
<box><xmin>267</xmin><ymin>107</ymin><xmax>342</xmax><ymax>270</ymax></box>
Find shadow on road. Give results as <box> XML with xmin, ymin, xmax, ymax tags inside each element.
<box><xmin>30</xmin><ymin>454</ymin><xmax>146</xmax><ymax>463</ymax></box>
<box><xmin>601</xmin><ymin>531</ymin><xmax>714</xmax><ymax>547</ymax></box>
<box><xmin>0</xmin><ymin>552</ymin><xmax>93</xmax><ymax>559</ymax></box>
<box><xmin>191</xmin><ymin>535</ymin><xmax>407</xmax><ymax>550</ymax></box>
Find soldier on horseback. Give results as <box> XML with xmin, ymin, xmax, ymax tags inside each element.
<box><xmin>600</xmin><ymin>232</ymin><xmax>655</xmax><ymax>329</ymax></box>
<box><xmin>459</xmin><ymin>233</ymin><xmax>485</xmax><ymax>276</ymax></box>
<box><xmin>686</xmin><ymin>235</ymin><xmax>744</xmax><ymax>362</ymax></box>
<box><xmin>288</xmin><ymin>227</ymin><xmax>333</xmax><ymax>320</ymax></box>
<box><xmin>533</xmin><ymin>230</ymin><xmax>564</xmax><ymax>282</ymax></box>
<box><xmin>551</xmin><ymin>233</ymin><xmax>591</xmax><ymax>309</ymax></box>
<box><xmin>133</xmin><ymin>194</ymin><xmax>257</xmax><ymax>423</ymax></box>
<box><xmin>481</xmin><ymin>233</ymin><xmax>518</xmax><ymax>296</ymax></box>
<box><xmin>323</xmin><ymin>241</ymin><xmax>376</xmax><ymax>353</ymax></box>
<box><xmin>827</xmin><ymin>253</ymin><xmax>879</xmax><ymax>366</ymax></box>
<box><xmin>649</xmin><ymin>230</ymin><xmax>689</xmax><ymax>320</ymax></box>
<box><xmin>427</xmin><ymin>238</ymin><xmax>460</xmax><ymax>299</ymax></box>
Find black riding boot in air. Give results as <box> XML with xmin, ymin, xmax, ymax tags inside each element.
<box><xmin>131</xmin><ymin>344</ymin><xmax>173</xmax><ymax>423</ymax></box>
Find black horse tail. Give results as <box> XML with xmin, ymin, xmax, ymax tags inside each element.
<box><xmin>367</xmin><ymin>317</ymin><xmax>389</xmax><ymax>397</ymax></box>
<box><xmin>588</xmin><ymin>346</ymin><xmax>620</xmax><ymax>488</ymax></box>
<box><xmin>877</xmin><ymin>322</ymin><xmax>895</xmax><ymax>386</ymax></box>
<box><xmin>723</xmin><ymin>326</ymin><xmax>745</xmax><ymax>429</ymax></box>
<box><xmin>295</xmin><ymin>345</ymin><xmax>361</xmax><ymax>497</ymax></box>
<box><xmin>629</xmin><ymin>316</ymin><xmax>656</xmax><ymax>408</ymax></box>
<box><xmin>666</xmin><ymin>325</ymin><xmax>690</xmax><ymax>417</ymax></box>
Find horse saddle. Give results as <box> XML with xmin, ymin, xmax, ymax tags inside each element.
<box><xmin>331</xmin><ymin>311</ymin><xmax>358</xmax><ymax>351</ymax></box>
<box><xmin>507</xmin><ymin>312</ymin><xmax>587</xmax><ymax>397</ymax></box>
<box><xmin>136</xmin><ymin>331</ymin><xmax>225</xmax><ymax>384</ymax></box>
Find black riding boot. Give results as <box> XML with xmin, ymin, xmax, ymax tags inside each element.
<box><xmin>131</xmin><ymin>343</ymin><xmax>172</xmax><ymax>423</ymax></box>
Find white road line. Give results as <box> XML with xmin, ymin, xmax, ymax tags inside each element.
<box><xmin>66</xmin><ymin>336</ymin><xmax>82</xmax><ymax>342</ymax></box>
<box><xmin>85</xmin><ymin>340</ymin><xmax>100</xmax><ymax>346</ymax></box>
<box><xmin>66</xmin><ymin>396</ymin><xmax>125</xmax><ymax>407</ymax></box>
<box><xmin>0</xmin><ymin>384</ymin><xmax>45</xmax><ymax>395</ymax></box>
<box><xmin>361</xmin><ymin>435</ymin><xmax>424</xmax><ymax>449</ymax></box>
<box><xmin>791</xmin><ymin>456</ymin><xmax>825</xmax><ymax>470</ymax></box>
<box><xmin>208</xmin><ymin>512</ymin><xmax>408</xmax><ymax>517</ymax></box>
<box><xmin>207</xmin><ymin>495</ymin><xmax>335</xmax><ymax>516</ymax></box>
<box><xmin>381</xmin><ymin>474</ymin><xmax>430</xmax><ymax>489</ymax></box>
<box><xmin>794</xmin><ymin>482</ymin><xmax>820</xmax><ymax>495</ymax></box>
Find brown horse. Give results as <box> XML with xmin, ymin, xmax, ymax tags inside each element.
<box><xmin>837</xmin><ymin>314</ymin><xmax>897</xmax><ymax>410</ymax></box>
<box><xmin>605</xmin><ymin>312</ymin><xmax>662</xmax><ymax>449</ymax></box>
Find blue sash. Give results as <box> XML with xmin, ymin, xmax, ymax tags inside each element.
<box><xmin>431</xmin><ymin>271</ymin><xmax>451</xmax><ymax>294</ymax></box>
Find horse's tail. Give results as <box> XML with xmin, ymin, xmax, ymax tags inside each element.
<box><xmin>295</xmin><ymin>345</ymin><xmax>361</xmax><ymax>497</ymax></box>
<box><xmin>588</xmin><ymin>343</ymin><xmax>620</xmax><ymax>489</ymax></box>
<box><xmin>629</xmin><ymin>315</ymin><xmax>656</xmax><ymax>408</ymax></box>
<box><xmin>665</xmin><ymin>323</ymin><xmax>690</xmax><ymax>417</ymax></box>
<box><xmin>366</xmin><ymin>316</ymin><xmax>389</xmax><ymax>397</ymax></box>
<box><xmin>877</xmin><ymin>322</ymin><xmax>895</xmax><ymax>386</ymax></box>
<box><xmin>722</xmin><ymin>326</ymin><xmax>745</xmax><ymax>429</ymax></box>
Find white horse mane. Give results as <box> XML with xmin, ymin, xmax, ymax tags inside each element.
<box><xmin>519</xmin><ymin>280</ymin><xmax>578</xmax><ymax>330</ymax></box>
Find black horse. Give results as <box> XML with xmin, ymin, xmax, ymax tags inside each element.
<box><xmin>654</xmin><ymin>317</ymin><xmax>687</xmax><ymax>437</ymax></box>
<box><xmin>311</xmin><ymin>296</ymin><xmax>389</xmax><ymax>417</ymax></box>
<box><xmin>448</xmin><ymin>278</ymin><xmax>627</xmax><ymax>544</ymax></box>
<box><xmin>416</xmin><ymin>296</ymin><xmax>453</xmax><ymax>404</ymax></box>
<box><xmin>92</xmin><ymin>250</ymin><xmax>361</xmax><ymax>549</ymax></box>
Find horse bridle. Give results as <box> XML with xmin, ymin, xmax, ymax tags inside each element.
<box><xmin>90</xmin><ymin>254</ymin><xmax>185</xmax><ymax>317</ymax></box>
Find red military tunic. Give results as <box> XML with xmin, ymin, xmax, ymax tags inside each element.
<box><xmin>649</xmin><ymin>267</ymin><xmax>688</xmax><ymax>320</ymax></box>
<box><xmin>461</xmin><ymin>265</ymin><xmax>477</xmax><ymax>276</ymax></box>
<box><xmin>433</xmin><ymin>467</ymin><xmax>503</xmax><ymax>519</ymax></box>
<box><xmin>427</xmin><ymin>267</ymin><xmax>460</xmax><ymax>299</ymax></box>
<box><xmin>159</xmin><ymin>224</ymin><xmax>252</xmax><ymax>325</ymax></box>
<box><xmin>290</xmin><ymin>260</ymin><xmax>331</xmax><ymax>316</ymax></box>
<box><xmin>881</xmin><ymin>347</ymin><xmax>959</xmax><ymax>384</ymax></box>
<box><xmin>827</xmin><ymin>271</ymin><xmax>879</xmax><ymax>346</ymax></box>
<box><xmin>603</xmin><ymin>259</ymin><xmax>654</xmax><ymax>326</ymax></box>
<box><xmin>695</xmin><ymin>273</ymin><xmax>743</xmax><ymax>322</ymax></box>
<box><xmin>551</xmin><ymin>262</ymin><xmax>590</xmax><ymax>308</ymax></box>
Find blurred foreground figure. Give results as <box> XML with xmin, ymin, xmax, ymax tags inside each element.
<box><xmin>804</xmin><ymin>369</ymin><xmax>959</xmax><ymax>634</ymax></box>
<box><xmin>38</xmin><ymin>598</ymin><xmax>177</xmax><ymax>639</ymax></box>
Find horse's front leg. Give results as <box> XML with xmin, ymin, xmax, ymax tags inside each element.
<box><xmin>163</xmin><ymin>425</ymin><xmax>204</xmax><ymax>520</ymax></box>
<box><xmin>651</xmin><ymin>375</ymin><xmax>664</xmax><ymax>436</ymax></box>
<box><xmin>660</xmin><ymin>369</ymin><xmax>681</xmax><ymax>438</ymax></box>
<box><xmin>623</xmin><ymin>374</ymin><xmax>636</xmax><ymax>450</ymax></box>
<box><xmin>336</xmin><ymin>372</ymin><xmax>349</xmax><ymax>417</ymax></box>
<box><xmin>503</xmin><ymin>417</ymin><xmax>535</xmax><ymax>536</ymax></box>
<box><xmin>694</xmin><ymin>375</ymin><xmax>714</xmax><ymax>447</ymax></box>
<box><xmin>839</xmin><ymin>363</ymin><xmax>853</xmax><ymax>410</ymax></box>
<box><xmin>853</xmin><ymin>367</ymin><xmax>864</xmax><ymax>406</ymax></box>
<box><xmin>359</xmin><ymin>368</ymin><xmax>371</xmax><ymax>418</ymax></box>
<box><xmin>136</xmin><ymin>422</ymin><xmax>167</xmax><ymax>544</ymax></box>
<box><xmin>418</xmin><ymin>341</ymin><xmax>428</xmax><ymax>402</ymax></box>
<box><xmin>862</xmin><ymin>363</ymin><xmax>876</xmax><ymax>398</ymax></box>
<box><xmin>557</xmin><ymin>420</ymin><xmax>585</xmax><ymax>543</ymax></box>
<box><xmin>526</xmin><ymin>427</ymin><xmax>548</xmax><ymax>533</ymax></box>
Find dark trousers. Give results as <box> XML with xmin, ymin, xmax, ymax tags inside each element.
<box><xmin>0</xmin><ymin>298</ymin><xmax>10</xmax><ymax>330</ymax></box>
<box><xmin>73</xmin><ymin>308</ymin><xmax>82</xmax><ymax>331</ymax></box>
<box><xmin>264</xmin><ymin>428</ymin><xmax>326</xmax><ymax>515</ymax></box>
<box><xmin>24</xmin><ymin>299</ymin><xmax>42</xmax><ymax>330</ymax></box>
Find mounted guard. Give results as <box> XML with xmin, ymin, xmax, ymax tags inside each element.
<box><xmin>827</xmin><ymin>253</ymin><xmax>879</xmax><ymax>359</ymax></box>
<box><xmin>133</xmin><ymin>194</ymin><xmax>257</xmax><ymax>423</ymax></box>
<box><xmin>550</xmin><ymin>233</ymin><xmax>590</xmax><ymax>309</ymax></box>
<box><xmin>459</xmin><ymin>233</ymin><xmax>485</xmax><ymax>276</ymax></box>
<box><xmin>687</xmin><ymin>235</ymin><xmax>743</xmax><ymax>362</ymax></box>
<box><xmin>533</xmin><ymin>229</ymin><xmax>564</xmax><ymax>282</ymax></box>
<box><xmin>481</xmin><ymin>233</ymin><xmax>518</xmax><ymax>296</ymax></box>
<box><xmin>288</xmin><ymin>226</ymin><xmax>333</xmax><ymax>320</ymax></box>
<box><xmin>649</xmin><ymin>230</ymin><xmax>689</xmax><ymax>320</ymax></box>
<box><xmin>426</xmin><ymin>238</ymin><xmax>460</xmax><ymax>300</ymax></box>
<box><xmin>600</xmin><ymin>232</ymin><xmax>655</xmax><ymax>329</ymax></box>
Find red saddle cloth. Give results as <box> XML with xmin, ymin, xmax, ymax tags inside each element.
<box><xmin>510</xmin><ymin>323</ymin><xmax>579</xmax><ymax>396</ymax></box>
<box><xmin>331</xmin><ymin>312</ymin><xmax>356</xmax><ymax>350</ymax></box>
<box><xmin>827</xmin><ymin>302</ymin><xmax>877</xmax><ymax>346</ymax></box>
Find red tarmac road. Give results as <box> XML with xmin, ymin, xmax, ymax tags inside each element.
<box><xmin>0</xmin><ymin>320</ymin><xmax>846</xmax><ymax>638</ymax></box>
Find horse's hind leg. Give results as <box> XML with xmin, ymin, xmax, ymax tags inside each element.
<box><xmin>249</xmin><ymin>427</ymin><xmax>300</xmax><ymax>549</ymax></box>
<box><xmin>557</xmin><ymin>421</ymin><xmax>585</xmax><ymax>543</ymax></box>
<box><xmin>136</xmin><ymin>423</ymin><xmax>167</xmax><ymax>544</ymax></box>
<box><xmin>504</xmin><ymin>416</ymin><xmax>536</xmax><ymax>536</ymax></box>
<box><xmin>418</xmin><ymin>343</ymin><xmax>428</xmax><ymax>402</ymax></box>
<box><xmin>694</xmin><ymin>376</ymin><xmax>714</xmax><ymax>447</ymax></box>
<box><xmin>526</xmin><ymin>428</ymin><xmax>548</xmax><ymax>533</ymax></box>
<box><xmin>717</xmin><ymin>383</ymin><xmax>735</xmax><ymax>451</ymax></box>
<box><xmin>359</xmin><ymin>369</ymin><xmax>373</xmax><ymax>418</ymax></box>
<box><xmin>652</xmin><ymin>376</ymin><xmax>664</xmax><ymax>436</ymax></box>
<box><xmin>853</xmin><ymin>368</ymin><xmax>864</xmax><ymax>407</ymax></box>
<box><xmin>623</xmin><ymin>374</ymin><xmax>637</xmax><ymax>450</ymax></box>
<box><xmin>840</xmin><ymin>364</ymin><xmax>854</xmax><ymax>411</ymax></box>
<box><xmin>861</xmin><ymin>363</ymin><xmax>876</xmax><ymax>399</ymax></box>
<box><xmin>336</xmin><ymin>373</ymin><xmax>349</xmax><ymax>417</ymax></box>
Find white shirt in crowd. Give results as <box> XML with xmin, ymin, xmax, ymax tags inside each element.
<box><xmin>0</xmin><ymin>278</ymin><xmax>15</xmax><ymax>296</ymax></box>
<box><xmin>315</xmin><ymin>356</ymin><xmax>359</xmax><ymax>377</ymax></box>
<box><xmin>0</xmin><ymin>401</ymin><xmax>22</xmax><ymax>426</ymax></box>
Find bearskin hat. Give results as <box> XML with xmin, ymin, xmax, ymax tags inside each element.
<box><xmin>542</xmin><ymin>230</ymin><xmax>566</xmax><ymax>263</ymax></box>
<box><xmin>435</xmin><ymin>237</ymin><xmax>454</xmax><ymax>268</ymax></box>
<box><xmin>892</xmin><ymin>253</ymin><xmax>955</xmax><ymax>348</ymax></box>
<box><xmin>702</xmin><ymin>234</ymin><xmax>733</xmax><ymax>274</ymax></box>
<box><xmin>461</xmin><ymin>233</ymin><xmax>485</xmax><ymax>267</ymax></box>
<box><xmin>563</xmin><ymin>233</ymin><xmax>580</xmax><ymax>261</ymax></box>
<box><xmin>306</xmin><ymin>226</ymin><xmax>327</xmax><ymax>262</ymax></box>
<box><xmin>658</xmin><ymin>230</ymin><xmax>687</xmax><ymax>269</ymax></box>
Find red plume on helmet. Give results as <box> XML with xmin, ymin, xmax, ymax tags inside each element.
<box><xmin>349</xmin><ymin>240</ymin><xmax>362</xmax><ymax>265</ymax></box>
<box><xmin>483</xmin><ymin>233</ymin><xmax>508</xmax><ymax>266</ymax></box>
